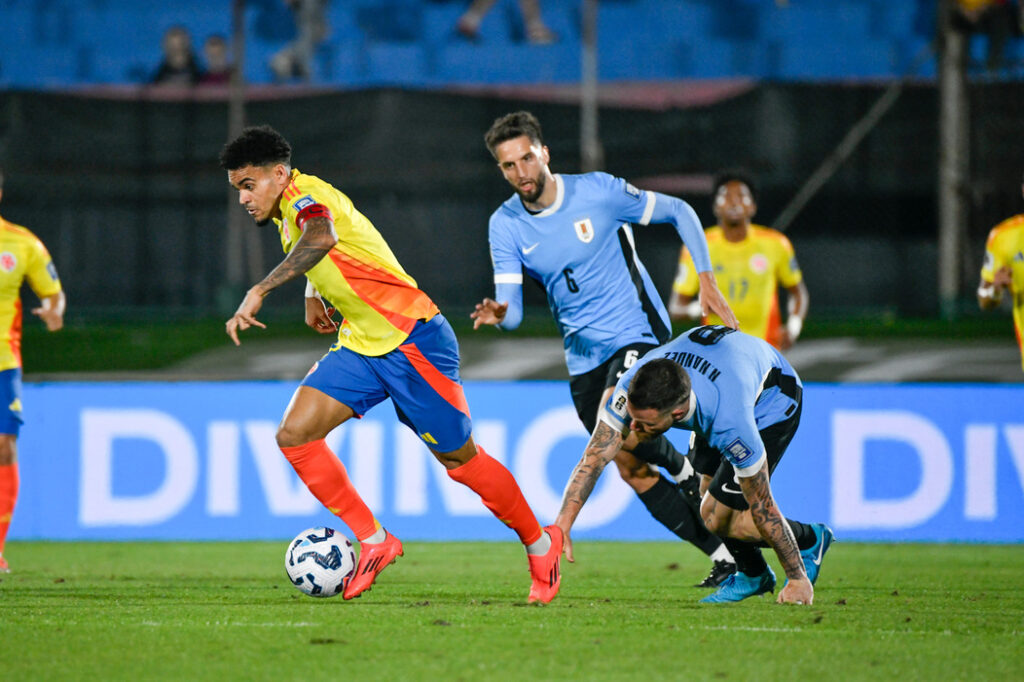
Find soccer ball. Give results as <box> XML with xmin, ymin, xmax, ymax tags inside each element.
<box><xmin>284</xmin><ymin>526</ymin><xmax>357</xmax><ymax>598</ymax></box>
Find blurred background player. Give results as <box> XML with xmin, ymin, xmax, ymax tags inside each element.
<box><xmin>977</xmin><ymin>172</ymin><xmax>1024</xmax><ymax>371</ymax></box>
<box><xmin>0</xmin><ymin>166</ymin><xmax>66</xmax><ymax>573</ymax></box>
<box><xmin>553</xmin><ymin>325</ymin><xmax>833</xmax><ymax>605</ymax></box>
<box><xmin>670</xmin><ymin>170</ymin><xmax>808</xmax><ymax>351</ymax></box>
<box><xmin>220</xmin><ymin>125</ymin><xmax>562</xmax><ymax>603</ymax></box>
<box><xmin>471</xmin><ymin>111</ymin><xmax>739</xmax><ymax>588</ymax></box>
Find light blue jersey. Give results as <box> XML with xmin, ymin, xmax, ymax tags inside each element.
<box><xmin>601</xmin><ymin>325</ymin><xmax>802</xmax><ymax>476</ymax></box>
<box><xmin>489</xmin><ymin>172</ymin><xmax>713</xmax><ymax>375</ymax></box>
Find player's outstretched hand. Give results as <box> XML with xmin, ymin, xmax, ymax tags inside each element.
<box><xmin>31</xmin><ymin>305</ymin><xmax>64</xmax><ymax>332</ymax></box>
<box><xmin>558</xmin><ymin>523</ymin><xmax>575</xmax><ymax>563</ymax></box>
<box><xmin>777</xmin><ymin>577</ymin><xmax>813</xmax><ymax>605</ymax></box>
<box><xmin>305</xmin><ymin>296</ymin><xmax>338</xmax><ymax>335</ymax></box>
<box><xmin>226</xmin><ymin>287</ymin><xmax>268</xmax><ymax>346</ymax></box>
<box><xmin>471</xmin><ymin>298</ymin><xmax>508</xmax><ymax>329</ymax></box>
<box><xmin>700</xmin><ymin>287</ymin><xmax>739</xmax><ymax>331</ymax></box>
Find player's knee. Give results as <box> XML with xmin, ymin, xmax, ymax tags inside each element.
<box><xmin>275</xmin><ymin>422</ymin><xmax>310</xmax><ymax>450</ymax></box>
<box><xmin>0</xmin><ymin>435</ymin><xmax>16</xmax><ymax>466</ymax></box>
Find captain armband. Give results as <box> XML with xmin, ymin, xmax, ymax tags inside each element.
<box><xmin>295</xmin><ymin>203</ymin><xmax>333</xmax><ymax>231</ymax></box>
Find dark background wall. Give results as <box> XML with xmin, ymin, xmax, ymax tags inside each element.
<box><xmin>0</xmin><ymin>81</ymin><xmax>1021</xmax><ymax>319</ymax></box>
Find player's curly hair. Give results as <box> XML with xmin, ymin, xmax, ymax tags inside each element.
<box><xmin>219</xmin><ymin>125</ymin><xmax>292</xmax><ymax>171</ymax></box>
<box><xmin>712</xmin><ymin>168</ymin><xmax>758</xmax><ymax>204</ymax></box>
<box><xmin>628</xmin><ymin>359</ymin><xmax>691</xmax><ymax>413</ymax></box>
<box><xmin>484</xmin><ymin>111</ymin><xmax>544</xmax><ymax>159</ymax></box>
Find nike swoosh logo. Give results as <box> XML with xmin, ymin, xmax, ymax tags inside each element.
<box><xmin>720</xmin><ymin>482</ymin><xmax>742</xmax><ymax>495</ymax></box>
<box><xmin>811</xmin><ymin>535</ymin><xmax>826</xmax><ymax>566</ymax></box>
<box><xmin>523</xmin><ymin>242</ymin><xmax>540</xmax><ymax>254</ymax></box>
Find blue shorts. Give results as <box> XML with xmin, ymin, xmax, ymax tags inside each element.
<box><xmin>0</xmin><ymin>368</ymin><xmax>23</xmax><ymax>436</ymax></box>
<box><xmin>301</xmin><ymin>314</ymin><xmax>472</xmax><ymax>453</ymax></box>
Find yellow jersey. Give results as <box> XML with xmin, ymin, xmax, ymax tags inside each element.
<box><xmin>0</xmin><ymin>215</ymin><xmax>62</xmax><ymax>370</ymax></box>
<box><xmin>673</xmin><ymin>224</ymin><xmax>802</xmax><ymax>347</ymax></box>
<box><xmin>980</xmin><ymin>214</ymin><xmax>1024</xmax><ymax>370</ymax></box>
<box><xmin>275</xmin><ymin>169</ymin><xmax>438</xmax><ymax>357</ymax></box>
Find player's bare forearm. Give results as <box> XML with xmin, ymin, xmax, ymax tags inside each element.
<box><xmin>254</xmin><ymin>216</ymin><xmax>337</xmax><ymax>295</ymax></box>
<box><xmin>740</xmin><ymin>464</ymin><xmax>806</xmax><ymax>580</ymax></box>
<box><xmin>556</xmin><ymin>421</ymin><xmax>623</xmax><ymax>530</ymax></box>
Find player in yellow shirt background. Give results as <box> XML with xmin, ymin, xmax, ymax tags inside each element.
<box><xmin>0</xmin><ymin>166</ymin><xmax>66</xmax><ymax>573</ymax></box>
<box><xmin>669</xmin><ymin>171</ymin><xmax>808</xmax><ymax>351</ymax></box>
<box><xmin>977</xmin><ymin>173</ymin><xmax>1024</xmax><ymax>372</ymax></box>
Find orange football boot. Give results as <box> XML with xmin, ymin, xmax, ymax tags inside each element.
<box><xmin>343</xmin><ymin>532</ymin><xmax>403</xmax><ymax>600</ymax></box>
<box><xmin>527</xmin><ymin>525</ymin><xmax>563</xmax><ymax>604</ymax></box>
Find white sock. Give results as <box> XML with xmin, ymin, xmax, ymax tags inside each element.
<box><xmin>710</xmin><ymin>545</ymin><xmax>735</xmax><ymax>564</ymax></box>
<box><xmin>525</xmin><ymin>529</ymin><xmax>552</xmax><ymax>556</ymax></box>
<box><xmin>361</xmin><ymin>527</ymin><xmax>386</xmax><ymax>545</ymax></box>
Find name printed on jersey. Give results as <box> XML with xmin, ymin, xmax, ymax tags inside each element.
<box><xmin>293</xmin><ymin>195</ymin><xmax>317</xmax><ymax>212</ymax></box>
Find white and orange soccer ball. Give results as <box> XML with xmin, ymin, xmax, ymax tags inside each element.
<box><xmin>284</xmin><ymin>526</ymin><xmax>356</xmax><ymax>598</ymax></box>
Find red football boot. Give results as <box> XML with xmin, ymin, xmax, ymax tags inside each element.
<box><xmin>342</xmin><ymin>532</ymin><xmax>403</xmax><ymax>600</ymax></box>
<box><xmin>527</xmin><ymin>525</ymin><xmax>563</xmax><ymax>604</ymax></box>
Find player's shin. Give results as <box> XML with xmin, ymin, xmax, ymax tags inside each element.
<box><xmin>446</xmin><ymin>445</ymin><xmax>544</xmax><ymax>547</ymax></box>
<box><xmin>0</xmin><ymin>462</ymin><xmax>17</xmax><ymax>553</ymax></box>
<box><xmin>280</xmin><ymin>439</ymin><xmax>379</xmax><ymax>541</ymax></box>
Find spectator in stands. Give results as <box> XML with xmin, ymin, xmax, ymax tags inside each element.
<box><xmin>270</xmin><ymin>0</ymin><xmax>329</xmax><ymax>82</ymax></box>
<box><xmin>455</xmin><ymin>0</ymin><xmax>557</xmax><ymax>45</ymax></box>
<box><xmin>151</xmin><ymin>26</ymin><xmax>203</xmax><ymax>86</ymax></box>
<box><xmin>951</xmin><ymin>0</ymin><xmax>1023</xmax><ymax>72</ymax></box>
<box><xmin>199</xmin><ymin>35</ymin><xmax>234</xmax><ymax>86</ymax></box>
<box><xmin>977</xmin><ymin>172</ymin><xmax>1024</xmax><ymax>372</ymax></box>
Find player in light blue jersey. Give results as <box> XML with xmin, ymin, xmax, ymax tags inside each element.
<box><xmin>472</xmin><ymin>111</ymin><xmax>740</xmax><ymax>588</ymax></box>
<box><xmin>554</xmin><ymin>325</ymin><xmax>834</xmax><ymax>605</ymax></box>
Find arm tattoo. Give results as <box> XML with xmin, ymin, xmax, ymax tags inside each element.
<box><xmin>557</xmin><ymin>421</ymin><xmax>624</xmax><ymax>527</ymax></box>
<box><xmin>257</xmin><ymin>215</ymin><xmax>337</xmax><ymax>293</ymax></box>
<box><xmin>740</xmin><ymin>466</ymin><xmax>805</xmax><ymax>580</ymax></box>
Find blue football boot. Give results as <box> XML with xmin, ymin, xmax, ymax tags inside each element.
<box><xmin>699</xmin><ymin>566</ymin><xmax>776</xmax><ymax>603</ymax></box>
<box><xmin>800</xmin><ymin>524</ymin><xmax>835</xmax><ymax>585</ymax></box>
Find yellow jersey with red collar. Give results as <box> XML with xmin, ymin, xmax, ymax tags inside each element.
<box><xmin>673</xmin><ymin>224</ymin><xmax>801</xmax><ymax>347</ymax></box>
<box><xmin>980</xmin><ymin>213</ymin><xmax>1024</xmax><ymax>370</ymax></box>
<box><xmin>0</xmin><ymin>215</ymin><xmax>62</xmax><ymax>370</ymax></box>
<box><xmin>275</xmin><ymin>169</ymin><xmax>438</xmax><ymax>357</ymax></box>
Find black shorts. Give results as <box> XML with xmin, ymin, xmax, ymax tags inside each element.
<box><xmin>691</xmin><ymin>400</ymin><xmax>803</xmax><ymax>512</ymax></box>
<box><xmin>569</xmin><ymin>342</ymin><xmax>659</xmax><ymax>434</ymax></box>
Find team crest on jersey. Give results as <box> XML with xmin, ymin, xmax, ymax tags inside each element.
<box><xmin>624</xmin><ymin>183</ymin><xmax>642</xmax><ymax>200</ymax></box>
<box><xmin>0</xmin><ymin>252</ymin><xmax>16</xmax><ymax>273</ymax></box>
<box><xmin>293</xmin><ymin>195</ymin><xmax>316</xmax><ymax>212</ymax></box>
<box><xmin>574</xmin><ymin>218</ymin><xmax>595</xmax><ymax>243</ymax></box>
<box><xmin>749</xmin><ymin>253</ymin><xmax>769</xmax><ymax>275</ymax></box>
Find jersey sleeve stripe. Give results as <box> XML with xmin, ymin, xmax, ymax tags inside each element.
<box><xmin>639</xmin><ymin>190</ymin><xmax>656</xmax><ymax>225</ymax></box>
<box><xmin>494</xmin><ymin>273</ymin><xmax>523</xmax><ymax>284</ymax></box>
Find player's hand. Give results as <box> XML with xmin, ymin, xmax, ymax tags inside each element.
<box><xmin>557</xmin><ymin>522</ymin><xmax>575</xmax><ymax>563</ymax></box>
<box><xmin>993</xmin><ymin>266</ymin><xmax>1013</xmax><ymax>290</ymax></box>
<box><xmin>471</xmin><ymin>298</ymin><xmax>508</xmax><ymax>329</ymax></box>
<box><xmin>777</xmin><ymin>577</ymin><xmax>813</xmax><ymax>605</ymax></box>
<box><xmin>304</xmin><ymin>296</ymin><xmax>338</xmax><ymax>335</ymax></box>
<box><xmin>697</xmin><ymin>272</ymin><xmax>739</xmax><ymax>330</ymax></box>
<box><xmin>226</xmin><ymin>287</ymin><xmax>268</xmax><ymax>346</ymax></box>
<box><xmin>778</xmin><ymin>325</ymin><xmax>795</xmax><ymax>351</ymax></box>
<box><xmin>32</xmin><ymin>306</ymin><xmax>64</xmax><ymax>332</ymax></box>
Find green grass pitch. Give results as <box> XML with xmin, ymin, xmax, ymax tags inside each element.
<box><xmin>1</xmin><ymin>541</ymin><xmax>1021</xmax><ymax>681</ymax></box>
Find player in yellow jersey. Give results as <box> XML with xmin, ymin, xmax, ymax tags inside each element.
<box><xmin>220</xmin><ymin>125</ymin><xmax>562</xmax><ymax>602</ymax></box>
<box><xmin>977</xmin><ymin>174</ymin><xmax>1024</xmax><ymax>372</ymax></box>
<box><xmin>0</xmin><ymin>167</ymin><xmax>65</xmax><ymax>573</ymax></box>
<box><xmin>669</xmin><ymin>171</ymin><xmax>808</xmax><ymax>350</ymax></box>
